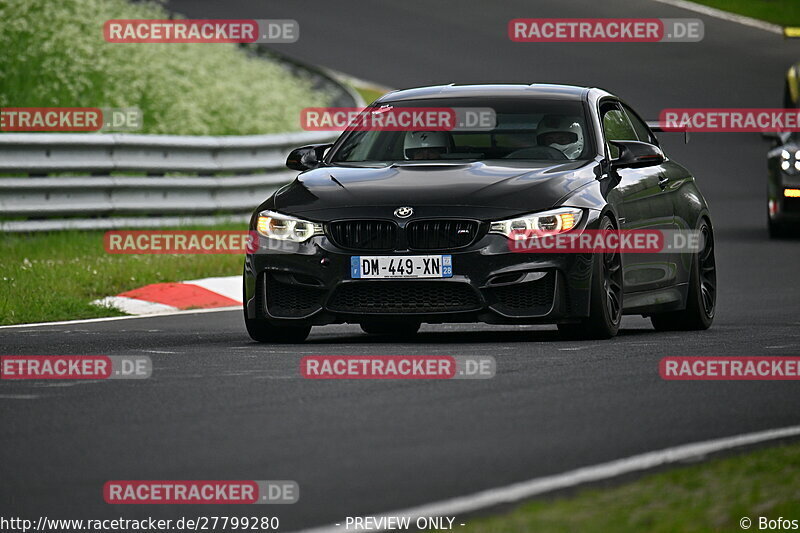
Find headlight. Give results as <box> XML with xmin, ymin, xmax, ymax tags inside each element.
<box><xmin>489</xmin><ymin>207</ymin><xmax>583</xmax><ymax>239</ymax></box>
<box><xmin>256</xmin><ymin>210</ymin><xmax>323</xmax><ymax>242</ymax></box>
<box><xmin>780</xmin><ymin>149</ymin><xmax>800</xmax><ymax>175</ymax></box>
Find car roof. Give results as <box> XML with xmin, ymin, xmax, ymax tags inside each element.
<box><xmin>377</xmin><ymin>83</ymin><xmax>596</xmax><ymax>103</ymax></box>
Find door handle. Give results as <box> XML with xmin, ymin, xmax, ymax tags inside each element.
<box><xmin>658</xmin><ymin>176</ymin><xmax>669</xmax><ymax>190</ymax></box>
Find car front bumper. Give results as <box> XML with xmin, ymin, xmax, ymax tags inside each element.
<box><xmin>244</xmin><ymin>211</ymin><xmax>601</xmax><ymax>326</ymax></box>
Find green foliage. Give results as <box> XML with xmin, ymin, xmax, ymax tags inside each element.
<box><xmin>0</xmin><ymin>0</ymin><xmax>332</xmax><ymax>134</ymax></box>
<box><xmin>0</xmin><ymin>228</ymin><xmax>244</xmax><ymax>325</ymax></box>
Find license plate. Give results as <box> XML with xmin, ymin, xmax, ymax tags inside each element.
<box><xmin>351</xmin><ymin>255</ymin><xmax>452</xmax><ymax>279</ymax></box>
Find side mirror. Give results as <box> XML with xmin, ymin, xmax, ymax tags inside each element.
<box><xmin>286</xmin><ymin>143</ymin><xmax>332</xmax><ymax>171</ymax></box>
<box><xmin>609</xmin><ymin>140</ymin><xmax>665</xmax><ymax>170</ymax></box>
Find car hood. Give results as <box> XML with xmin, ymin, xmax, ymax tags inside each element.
<box><xmin>271</xmin><ymin>160</ymin><xmax>595</xmax><ymax>221</ymax></box>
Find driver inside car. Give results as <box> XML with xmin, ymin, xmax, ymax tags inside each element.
<box><xmin>535</xmin><ymin>115</ymin><xmax>585</xmax><ymax>159</ymax></box>
<box><xmin>403</xmin><ymin>131</ymin><xmax>451</xmax><ymax>160</ymax></box>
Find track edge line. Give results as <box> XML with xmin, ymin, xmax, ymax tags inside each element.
<box><xmin>291</xmin><ymin>424</ymin><xmax>800</xmax><ymax>533</ymax></box>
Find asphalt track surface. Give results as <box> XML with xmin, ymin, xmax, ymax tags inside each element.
<box><xmin>3</xmin><ymin>0</ymin><xmax>800</xmax><ymax>530</ymax></box>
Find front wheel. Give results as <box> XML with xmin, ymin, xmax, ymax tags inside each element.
<box><xmin>651</xmin><ymin>220</ymin><xmax>716</xmax><ymax>331</ymax></box>
<box><xmin>244</xmin><ymin>315</ymin><xmax>311</xmax><ymax>343</ymax></box>
<box><xmin>768</xmin><ymin>217</ymin><xmax>790</xmax><ymax>239</ymax></box>
<box><xmin>242</xmin><ymin>274</ymin><xmax>311</xmax><ymax>343</ymax></box>
<box><xmin>558</xmin><ymin>215</ymin><xmax>622</xmax><ymax>340</ymax></box>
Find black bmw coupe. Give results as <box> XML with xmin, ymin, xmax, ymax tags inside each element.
<box><xmin>243</xmin><ymin>84</ymin><xmax>716</xmax><ymax>342</ymax></box>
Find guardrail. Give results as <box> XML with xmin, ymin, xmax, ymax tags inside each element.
<box><xmin>0</xmin><ymin>130</ymin><xmax>338</xmax><ymax>232</ymax></box>
<box><xmin>0</xmin><ymin>45</ymin><xmax>363</xmax><ymax>232</ymax></box>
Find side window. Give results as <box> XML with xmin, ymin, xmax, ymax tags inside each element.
<box><xmin>601</xmin><ymin>103</ymin><xmax>637</xmax><ymax>159</ymax></box>
<box><xmin>622</xmin><ymin>104</ymin><xmax>656</xmax><ymax>144</ymax></box>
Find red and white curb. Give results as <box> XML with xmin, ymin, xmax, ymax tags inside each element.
<box><xmin>92</xmin><ymin>276</ymin><xmax>241</xmax><ymax>315</ymax></box>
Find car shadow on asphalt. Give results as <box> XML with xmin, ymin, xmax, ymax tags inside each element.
<box><xmin>304</xmin><ymin>327</ymin><xmax>656</xmax><ymax>345</ymax></box>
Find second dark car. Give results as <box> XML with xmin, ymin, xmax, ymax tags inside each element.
<box><xmin>243</xmin><ymin>84</ymin><xmax>716</xmax><ymax>342</ymax></box>
<box><xmin>766</xmin><ymin>131</ymin><xmax>800</xmax><ymax>237</ymax></box>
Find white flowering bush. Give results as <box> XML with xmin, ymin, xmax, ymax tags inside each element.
<box><xmin>0</xmin><ymin>0</ymin><xmax>331</xmax><ymax>134</ymax></box>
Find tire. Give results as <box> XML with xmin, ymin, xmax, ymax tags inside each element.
<box><xmin>768</xmin><ymin>216</ymin><xmax>790</xmax><ymax>239</ymax></box>
<box><xmin>361</xmin><ymin>321</ymin><xmax>420</xmax><ymax>337</ymax></box>
<box><xmin>244</xmin><ymin>315</ymin><xmax>311</xmax><ymax>343</ymax></box>
<box><xmin>242</xmin><ymin>274</ymin><xmax>311</xmax><ymax>343</ymax></box>
<box><xmin>651</xmin><ymin>220</ymin><xmax>716</xmax><ymax>331</ymax></box>
<box><xmin>557</xmin><ymin>215</ymin><xmax>622</xmax><ymax>340</ymax></box>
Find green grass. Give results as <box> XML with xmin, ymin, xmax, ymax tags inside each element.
<box><xmin>688</xmin><ymin>0</ymin><xmax>800</xmax><ymax>27</ymax></box>
<box><xmin>354</xmin><ymin>86</ymin><xmax>389</xmax><ymax>106</ymax></box>
<box><xmin>0</xmin><ymin>227</ymin><xmax>245</xmax><ymax>325</ymax></box>
<box><xmin>460</xmin><ymin>442</ymin><xmax>800</xmax><ymax>533</ymax></box>
<box><xmin>0</xmin><ymin>0</ymin><xmax>332</xmax><ymax>135</ymax></box>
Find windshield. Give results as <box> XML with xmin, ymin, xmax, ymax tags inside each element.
<box><xmin>330</xmin><ymin>97</ymin><xmax>592</xmax><ymax>163</ymax></box>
